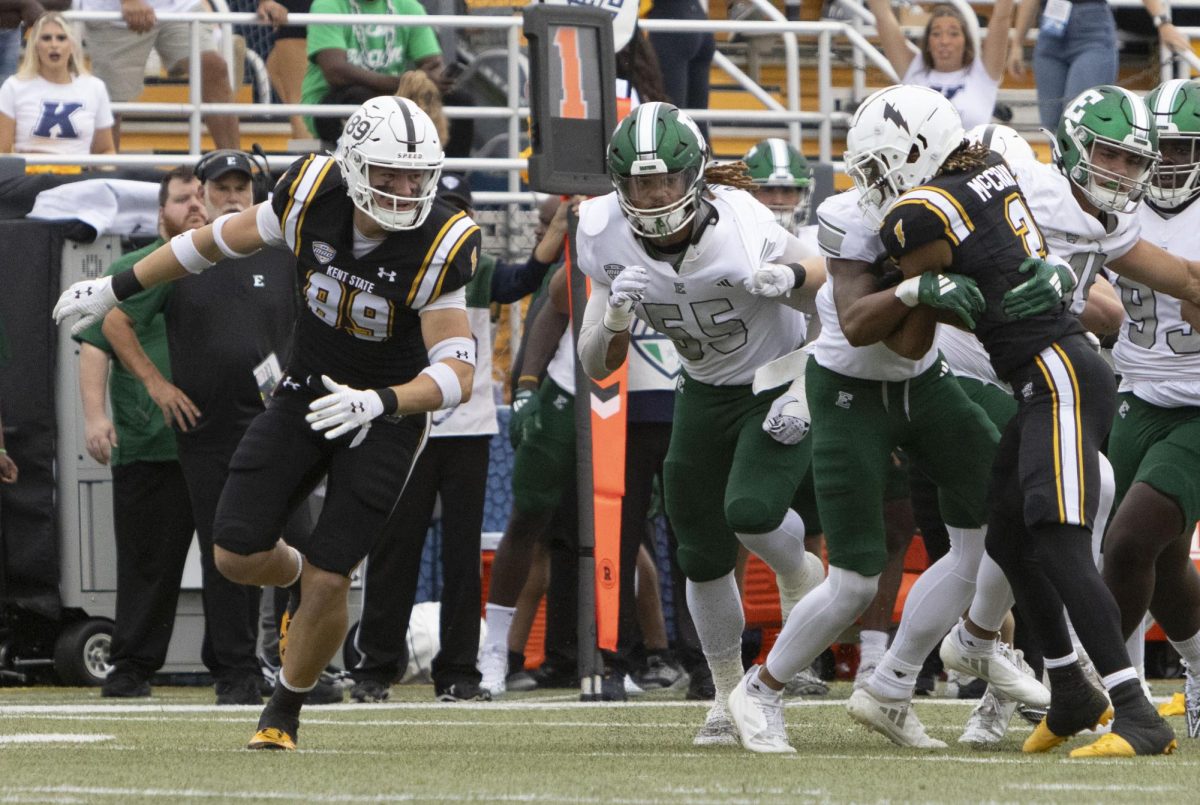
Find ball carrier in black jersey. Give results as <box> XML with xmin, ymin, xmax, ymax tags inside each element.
<box><xmin>53</xmin><ymin>96</ymin><xmax>480</xmax><ymax>752</ymax></box>
<box><xmin>857</xmin><ymin>85</ymin><xmax>1178</xmax><ymax>758</ymax></box>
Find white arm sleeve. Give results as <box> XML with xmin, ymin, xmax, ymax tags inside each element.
<box><xmin>255</xmin><ymin>201</ymin><xmax>287</xmax><ymax>248</ymax></box>
<box><xmin>418</xmin><ymin>286</ymin><xmax>467</xmax><ymax>313</ymax></box>
<box><xmin>577</xmin><ymin>282</ymin><xmax>623</xmax><ymax>380</ymax></box>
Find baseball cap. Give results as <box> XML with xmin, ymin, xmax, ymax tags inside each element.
<box><xmin>196</xmin><ymin>149</ymin><xmax>255</xmax><ymax>182</ymax></box>
<box><xmin>437</xmin><ymin>172</ymin><xmax>474</xmax><ymax>212</ymax></box>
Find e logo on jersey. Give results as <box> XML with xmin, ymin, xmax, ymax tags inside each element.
<box><xmin>313</xmin><ymin>241</ymin><xmax>337</xmax><ymax>265</ymax></box>
<box><xmin>604</xmin><ymin>263</ymin><xmax>625</xmax><ymax>279</ymax></box>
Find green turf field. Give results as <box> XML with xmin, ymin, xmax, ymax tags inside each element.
<box><xmin>0</xmin><ymin>682</ymin><xmax>1191</xmax><ymax>803</ymax></box>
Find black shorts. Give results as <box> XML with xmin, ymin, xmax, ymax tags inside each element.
<box><xmin>997</xmin><ymin>333</ymin><xmax>1117</xmax><ymax>530</ymax></box>
<box><xmin>213</xmin><ymin>391</ymin><xmax>430</xmax><ymax>576</ymax></box>
<box><xmin>275</xmin><ymin>0</ymin><xmax>312</xmax><ymax>41</ymax></box>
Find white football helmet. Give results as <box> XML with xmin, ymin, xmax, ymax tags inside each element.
<box><xmin>845</xmin><ymin>85</ymin><xmax>965</xmax><ymax>229</ymax></box>
<box><xmin>966</xmin><ymin>123</ymin><xmax>1037</xmax><ymax>166</ymax></box>
<box><xmin>334</xmin><ymin>96</ymin><xmax>443</xmax><ymax>231</ymax></box>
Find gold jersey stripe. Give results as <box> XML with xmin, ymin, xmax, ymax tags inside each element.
<box><xmin>411</xmin><ymin>215</ymin><xmax>476</xmax><ymax>308</ymax></box>
<box><xmin>407</xmin><ymin>211</ymin><xmax>467</xmax><ymax>306</ymax></box>
<box><xmin>430</xmin><ymin>225</ymin><xmax>480</xmax><ymax>303</ymax></box>
<box><xmin>291</xmin><ymin>158</ymin><xmax>335</xmax><ymax>256</ymax></box>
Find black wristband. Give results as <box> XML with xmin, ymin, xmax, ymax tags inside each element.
<box><xmin>787</xmin><ymin>263</ymin><xmax>807</xmax><ymax>290</ymax></box>
<box><xmin>375</xmin><ymin>386</ymin><xmax>399</xmax><ymax>415</ymax></box>
<box><xmin>110</xmin><ymin>268</ymin><xmax>146</xmax><ymax>301</ymax></box>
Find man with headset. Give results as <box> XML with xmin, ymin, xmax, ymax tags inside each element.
<box><xmin>100</xmin><ymin>150</ymin><xmax>305</xmax><ymax>705</ymax></box>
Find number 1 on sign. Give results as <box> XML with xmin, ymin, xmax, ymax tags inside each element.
<box><xmin>554</xmin><ymin>26</ymin><xmax>588</xmax><ymax>119</ymax></box>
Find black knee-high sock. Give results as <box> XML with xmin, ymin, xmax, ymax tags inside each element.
<box><xmin>1032</xmin><ymin>522</ymin><xmax>1132</xmax><ymax>677</ymax></box>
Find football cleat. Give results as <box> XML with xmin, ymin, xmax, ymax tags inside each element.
<box><xmin>728</xmin><ymin>666</ymin><xmax>795</xmax><ymax>753</ymax></box>
<box><xmin>478</xmin><ymin>643</ymin><xmax>508</xmax><ymax>698</ymax></box>
<box><xmin>1024</xmin><ymin>696</ymin><xmax>1114</xmax><ymax>754</ymax></box>
<box><xmin>784</xmin><ymin>666</ymin><xmax>829</xmax><ymax>697</ymax></box>
<box><xmin>1069</xmin><ymin>712</ymin><xmax>1177</xmax><ymax>758</ymax></box>
<box><xmin>847</xmin><ymin>687</ymin><xmax>947</xmax><ymax>750</ymax></box>
<box><xmin>1159</xmin><ymin>691</ymin><xmax>1185</xmax><ymax>716</ymax></box>
<box><xmin>959</xmin><ymin>687</ymin><xmax>1019</xmax><ymax>749</ymax></box>
<box><xmin>1186</xmin><ymin>664</ymin><xmax>1200</xmax><ymax>739</ymax></box>
<box><xmin>693</xmin><ymin>705</ymin><xmax>738</xmax><ymax>746</ymax></box>
<box><xmin>247</xmin><ymin>727</ymin><xmax>296</xmax><ymax>751</ymax></box>
<box><xmin>350</xmin><ymin>678</ymin><xmax>390</xmax><ymax>704</ymax></box>
<box><xmin>940</xmin><ymin>632</ymin><xmax>1050</xmax><ymax>707</ymax></box>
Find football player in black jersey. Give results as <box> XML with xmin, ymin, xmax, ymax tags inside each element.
<box><xmin>54</xmin><ymin>96</ymin><xmax>479</xmax><ymax>751</ymax></box>
<box><xmin>851</xmin><ymin>84</ymin><xmax>1176</xmax><ymax>757</ymax></box>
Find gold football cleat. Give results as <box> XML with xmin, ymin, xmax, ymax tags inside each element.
<box><xmin>247</xmin><ymin>727</ymin><xmax>296</xmax><ymax>751</ymax></box>
<box><xmin>1022</xmin><ymin>706</ymin><xmax>1113</xmax><ymax>753</ymax></box>
<box><xmin>1069</xmin><ymin>732</ymin><xmax>1177</xmax><ymax>758</ymax></box>
<box><xmin>1158</xmin><ymin>692</ymin><xmax>1185</xmax><ymax>717</ymax></box>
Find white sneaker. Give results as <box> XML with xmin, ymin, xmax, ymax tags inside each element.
<box><xmin>959</xmin><ymin>686</ymin><xmax>1019</xmax><ymax>749</ymax></box>
<box><xmin>727</xmin><ymin>666</ymin><xmax>796</xmax><ymax>754</ymax></box>
<box><xmin>693</xmin><ymin>705</ymin><xmax>739</xmax><ymax>746</ymax></box>
<box><xmin>1184</xmin><ymin>662</ymin><xmax>1200</xmax><ymax>740</ymax></box>
<box><xmin>940</xmin><ymin>632</ymin><xmax>1050</xmax><ymax>708</ymax></box>
<box><xmin>478</xmin><ymin>644</ymin><xmax>507</xmax><ymax>698</ymax></box>
<box><xmin>846</xmin><ymin>687</ymin><xmax>947</xmax><ymax>749</ymax></box>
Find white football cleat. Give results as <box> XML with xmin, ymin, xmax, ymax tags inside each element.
<box><xmin>959</xmin><ymin>686</ymin><xmax>1019</xmax><ymax>749</ymax></box>
<box><xmin>940</xmin><ymin>632</ymin><xmax>1050</xmax><ymax>708</ymax></box>
<box><xmin>846</xmin><ymin>687</ymin><xmax>947</xmax><ymax>749</ymax></box>
<box><xmin>478</xmin><ymin>643</ymin><xmax>507</xmax><ymax>699</ymax></box>
<box><xmin>1185</xmin><ymin>662</ymin><xmax>1200</xmax><ymax>740</ymax></box>
<box><xmin>693</xmin><ymin>705</ymin><xmax>739</xmax><ymax>746</ymax></box>
<box><xmin>727</xmin><ymin>666</ymin><xmax>796</xmax><ymax>754</ymax></box>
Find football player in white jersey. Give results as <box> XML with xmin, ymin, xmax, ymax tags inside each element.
<box><xmin>1099</xmin><ymin>78</ymin><xmax>1200</xmax><ymax>740</ymax></box>
<box><xmin>576</xmin><ymin>102</ymin><xmax>827</xmax><ymax>751</ymax></box>
<box><xmin>729</xmin><ymin>87</ymin><xmax>1049</xmax><ymax>753</ymax></box>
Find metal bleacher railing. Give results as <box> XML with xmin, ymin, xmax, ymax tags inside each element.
<box><xmin>45</xmin><ymin>9</ymin><xmax>902</xmax><ymax>184</ymax></box>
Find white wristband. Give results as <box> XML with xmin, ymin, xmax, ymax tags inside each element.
<box><xmin>170</xmin><ymin>229</ymin><xmax>216</xmax><ymax>274</ymax></box>
<box><xmin>211</xmin><ymin>213</ymin><xmax>256</xmax><ymax>259</ymax></box>
<box><xmin>603</xmin><ymin>305</ymin><xmax>634</xmax><ymax>332</ymax></box>
<box><xmin>895</xmin><ymin>276</ymin><xmax>921</xmax><ymax>307</ymax></box>
<box><xmin>421</xmin><ymin>362</ymin><xmax>462</xmax><ymax>409</ymax></box>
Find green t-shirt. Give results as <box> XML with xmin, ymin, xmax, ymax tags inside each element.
<box><xmin>301</xmin><ymin>0</ymin><xmax>442</xmax><ymax>111</ymax></box>
<box><xmin>73</xmin><ymin>240</ymin><xmax>178</xmax><ymax>466</ymax></box>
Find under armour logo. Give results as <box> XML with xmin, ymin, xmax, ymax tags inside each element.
<box><xmin>282</xmin><ymin>377</ymin><xmax>301</xmax><ymax>391</ymax></box>
<box><xmin>456</xmin><ymin>350</ymin><xmax>468</xmax><ymax>360</ymax></box>
<box><xmin>33</xmin><ymin>101</ymin><xmax>82</xmax><ymax>139</ymax></box>
<box><xmin>378</xmin><ymin>268</ymin><xmax>397</xmax><ymax>282</ymax></box>
<box><xmin>350</xmin><ymin>402</ymin><xmax>365</xmax><ymax>413</ymax></box>
<box><xmin>74</xmin><ymin>287</ymin><xmax>93</xmax><ymax>299</ymax></box>
<box><xmin>836</xmin><ymin>391</ymin><xmax>853</xmax><ymax>409</ymax></box>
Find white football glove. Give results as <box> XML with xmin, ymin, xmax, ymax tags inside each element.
<box><xmin>763</xmin><ymin>376</ymin><xmax>810</xmax><ymax>445</ymax></box>
<box><xmin>306</xmin><ymin>375</ymin><xmax>385</xmax><ymax>441</ymax></box>
<box><xmin>52</xmin><ymin>275</ymin><xmax>118</xmax><ymax>337</ymax></box>
<box><xmin>744</xmin><ymin>263</ymin><xmax>795</xmax><ymax>298</ymax></box>
<box><xmin>604</xmin><ymin>265</ymin><xmax>649</xmax><ymax>330</ymax></box>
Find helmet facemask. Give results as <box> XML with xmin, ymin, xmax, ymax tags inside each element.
<box><xmin>334</xmin><ymin>96</ymin><xmax>444</xmax><ymax>231</ymax></box>
<box><xmin>1148</xmin><ymin>133</ymin><xmax>1200</xmax><ymax>208</ymax></box>
<box><xmin>614</xmin><ymin>164</ymin><xmax>704</xmax><ymax>238</ymax></box>
<box><xmin>1068</xmin><ymin>134</ymin><xmax>1158</xmax><ymax>213</ymax></box>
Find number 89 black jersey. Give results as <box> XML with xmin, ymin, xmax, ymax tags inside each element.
<box><xmin>880</xmin><ymin>150</ymin><xmax>1082</xmax><ymax>381</ymax></box>
<box><xmin>270</xmin><ymin>154</ymin><xmax>480</xmax><ymax>390</ymax></box>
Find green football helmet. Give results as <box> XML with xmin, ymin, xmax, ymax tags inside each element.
<box><xmin>1146</xmin><ymin>78</ymin><xmax>1200</xmax><ymax>209</ymax></box>
<box><xmin>607</xmin><ymin>102</ymin><xmax>708</xmax><ymax>238</ymax></box>
<box><xmin>1056</xmin><ymin>85</ymin><xmax>1159</xmax><ymax>213</ymax></box>
<box><xmin>743</xmin><ymin>138</ymin><xmax>814</xmax><ymax>230</ymax></box>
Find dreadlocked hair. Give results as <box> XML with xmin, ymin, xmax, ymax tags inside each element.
<box><xmin>937</xmin><ymin>140</ymin><xmax>990</xmax><ymax>174</ymax></box>
<box><xmin>703</xmin><ymin>161</ymin><xmax>756</xmax><ymax>193</ymax></box>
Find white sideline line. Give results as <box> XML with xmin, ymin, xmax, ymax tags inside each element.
<box><xmin>0</xmin><ymin>733</ymin><xmax>113</xmax><ymax>744</ymax></box>
<box><xmin>0</xmin><ymin>697</ymin><xmax>1010</xmax><ymax>715</ymax></box>
<box><xmin>1009</xmin><ymin>783</ymin><xmax>1185</xmax><ymax>792</ymax></box>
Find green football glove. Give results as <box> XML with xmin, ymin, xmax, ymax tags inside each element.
<box><xmin>897</xmin><ymin>272</ymin><xmax>986</xmax><ymax>330</ymax></box>
<box><xmin>1002</xmin><ymin>257</ymin><xmax>1077</xmax><ymax>320</ymax></box>
<box><xmin>508</xmin><ymin>388</ymin><xmax>541</xmax><ymax>449</ymax></box>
